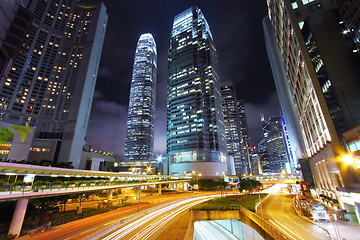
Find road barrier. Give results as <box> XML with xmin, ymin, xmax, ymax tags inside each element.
<box><xmin>83</xmin><ymin>198</ymin><xmax>187</xmax><ymax>240</ymax></box>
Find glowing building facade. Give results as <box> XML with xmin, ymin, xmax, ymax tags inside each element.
<box><xmin>124</xmin><ymin>33</ymin><xmax>157</xmax><ymax>163</ymax></box>
<box><xmin>266</xmin><ymin>116</ymin><xmax>290</xmax><ymax>173</ymax></box>
<box><xmin>266</xmin><ymin>0</ymin><xmax>360</xmax><ymax>218</ymax></box>
<box><xmin>220</xmin><ymin>82</ymin><xmax>249</xmax><ymax>175</ymax></box>
<box><xmin>167</xmin><ymin>7</ymin><xmax>228</xmax><ymax>177</ymax></box>
<box><xmin>0</xmin><ymin>0</ymin><xmax>108</xmax><ymax>168</ymax></box>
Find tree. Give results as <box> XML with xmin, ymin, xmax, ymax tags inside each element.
<box><xmin>237</xmin><ymin>177</ymin><xmax>262</xmax><ymax>193</ymax></box>
<box><xmin>0</xmin><ymin>122</ymin><xmax>32</xmax><ymax>144</ymax></box>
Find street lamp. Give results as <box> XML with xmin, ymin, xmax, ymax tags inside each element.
<box><xmin>341</xmin><ymin>155</ymin><xmax>354</xmax><ymax>164</ymax></box>
<box><xmin>146</xmin><ymin>165</ymin><xmax>152</xmax><ymax>174</ymax></box>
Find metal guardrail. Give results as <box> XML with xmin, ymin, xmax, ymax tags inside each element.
<box><xmin>83</xmin><ymin>198</ymin><xmax>188</xmax><ymax>240</ymax></box>
<box><xmin>83</xmin><ymin>210</ymin><xmax>147</xmax><ymax>240</ymax></box>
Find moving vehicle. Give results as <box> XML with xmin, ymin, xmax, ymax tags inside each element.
<box><xmin>308</xmin><ymin>204</ymin><xmax>330</xmax><ymax>221</ymax></box>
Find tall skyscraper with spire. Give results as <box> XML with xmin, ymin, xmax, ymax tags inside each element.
<box><xmin>167</xmin><ymin>7</ymin><xmax>228</xmax><ymax>177</ymax></box>
<box><xmin>124</xmin><ymin>33</ymin><xmax>157</xmax><ymax>163</ymax></box>
<box><xmin>0</xmin><ymin>0</ymin><xmax>108</xmax><ymax>169</ymax></box>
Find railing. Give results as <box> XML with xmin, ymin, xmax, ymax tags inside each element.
<box><xmin>83</xmin><ymin>198</ymin><xmax>187</xmax><ymax>240</ymax></box>
<box><xmin>237</xmin><ymin>205</ymin><xmax>291</xmax><ymax>240</ymax></box>
<box><xmin>0</xmin><ymin>180</ymin><xmax>190</xmax><ymax>201</ymax></box>
<box><xmin>0</xmin><ymin>179</ymin><xmax>189</xmax><ymax>193</ymax></box>
<box><xmin>192</xmin><ymin>205</ymin><xmax>292</xmax><ymax>240</ymax></box>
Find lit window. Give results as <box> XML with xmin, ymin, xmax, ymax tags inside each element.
<box><xmin>299</xmin><ymin>21</ymin><xmax>304</xmax><ymax>29</ymax></box>
<box><xmin>302</xmin><ymin>0</ymin><xmax>314</xmax><ymax>5</ymax></box>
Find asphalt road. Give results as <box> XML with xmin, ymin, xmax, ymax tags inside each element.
<box><xmin>259</xmin><ymin>186</ymin><xmax>330</xmax><ymax>240</ymax></box>
<box><xmin>18</xmin><ymin>191</ymin><xmax>217</xmax><ymax>240</ymax></box>
<box><xmin>100</xmin><ymin>195</ymin><xmax>217</xmax><ymax>240</ymax></box>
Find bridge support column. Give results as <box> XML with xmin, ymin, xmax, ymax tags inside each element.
<box><xmin>184</xmin><ymin>183</ymin><xmax>188</xmax><ymax>191</ymax></box>
<box><xmin>158</xmin><ymin>184</ymin><xmax>161</xmax><ymax>194</ymax></box>
<box><xmin>8</xmin><ymin>198</ymin><xmax>29</xmax><ymax>237</ymax></box>
<box><xmin>107</xmin><ymin>189</ymin><xmax>114</xmax><ymax>200</ymax></box>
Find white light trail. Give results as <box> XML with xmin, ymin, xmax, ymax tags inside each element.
<box><xmin>131</xmin><ymin>198</ymin><xmax>210</xmax><ymax>240</ymax></box>
<box><xmin>101</xmin><ymin>195</ymin><xmax>216</xmax><ymax>240</ymax></box>
<box><xmin>270</xmin><ymin>218</ymin><xmax>304</xmax><ymax>240</ymax></box>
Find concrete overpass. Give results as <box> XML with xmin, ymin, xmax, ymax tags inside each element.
<box><xmin>0</xmin><ymin>162</ymin><xmax>191</xmax><ymax>237</ymax></box>
<box><xmin>227</xmin><ymin>173</ymin><xmax>301</xmax><ymax>185</ymax></box>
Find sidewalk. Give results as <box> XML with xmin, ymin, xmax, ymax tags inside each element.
<box><xmin>295</xmin><ymin>196</ymin><xmax>360</xmax><ymax>240</ymax></box>
<box><xmin>318</xmin><ymin>219</ymin><xmax>360</xmax><ymax>240</ymax></box>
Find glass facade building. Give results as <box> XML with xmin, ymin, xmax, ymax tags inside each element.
<box><xmin>124</xmin><ymin>33</ymin><xmax>157</xmax><ymax>162</ymax></box>
<box><xmin>220</xmin><ymin>81</ymin><xmax>249</xmax><ymax>175</ymax></box>
<box><xmin>0</xmin><ymin>0</ymin><xmax>108</xmax><ymax>168</ymax></box>
<box><xmin>237</xmin><ymin>99</ymin><xmax>251</xmax><ymax>174</ymax></box>
<box><xmin>266</xmin><ymin>116</ymin><xmax>290</xmax><ymax>173</ymax></box>
<box><xmin>266</xmin><ymin>0</ymin><xmax>360</xmax><ymax>214</ymax></box>
<box><xmin>167</xmin><ymin>7</ymin><xmax>228</xmax><ymax>177</ymax></box>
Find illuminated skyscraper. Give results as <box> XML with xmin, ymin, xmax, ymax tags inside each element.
<box><xmin>265</xmin><ymin>0</ymin><xmax>360</xmax><ymax>213</ymax></box>
<box><xmin>124</xmin><ymin>33</ymin><xmax>157</xmax><ymax>163</ymax></box>
<box><xmin>266</xmin><ymin>116</ymin><xmax>290</xmax><ymax>173</ymax></box>
<box><xmin>220</xmin><ymin>82</ymin><xmax>249</xmax><ymax>175</ymax></box>
<box><xmin>167</xmin><ymin>7</ymin><xmax>228</xmax><ymax>177</ymax></box>
<box><xmin>0</xmin><ymin>0</ymin><xmax>108</xmax><ymax>168</ymax></box>
<box><xmin>237</xmin><ymin>100</ymin><xmax>251</xmax><ymax>173</ymax></box>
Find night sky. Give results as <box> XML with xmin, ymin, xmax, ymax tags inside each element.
<box><xmin>86</xmin><ymin>0</ymin><xmax>280</xmax><ymax>157</ymax></box>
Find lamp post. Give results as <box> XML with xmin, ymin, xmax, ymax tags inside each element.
<box><xmin>146</xmin><ymin>165</ymin><xmax>152</xmax><ymax>175</ymax></box>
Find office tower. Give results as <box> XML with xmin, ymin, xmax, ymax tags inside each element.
<box><xmin>0</xmin><ymin>1</ymin><xmax>33</xmax><ymax>160</ymax></box>
<box><xmin>0</xmin><ymin>1</ymin><xmax>32</xmax><ymax>84</ymax></box>
<box><xmin>266</xmin><ymin>116</ymin><xmax>290</xmax><ymax>173</ymax></box>
<box><xmin>124</xmin><ymin>33</ymin><xmax>157</xmax><ymax>163</ymax></box>
<box><xmin>237</xmin><ymin>100</ymin><xmax>251</xmax><ymax>173</ymax></box>
<box><xmin>167</xmin><ymin>7</ymin><xmax>228</xmax><ymax>177</ymax></box>
<box><xmin>220</xmin><ymin>81</ymin><xmax>245</xmax><ymax>175</ymax></box>
<box><xmin>266</xmin><ymin>0</ymin><xmax>360</xmax><ymax>216</ymax></box>
<box><xmin>0</xmin><ymin>0</ymin><xmax>108</xmax><ymax>169</ymax></box>
<box><xmin>263</xmin><ymin>15</ymin><xmax>307</xmax><ymax>174</ymax></box>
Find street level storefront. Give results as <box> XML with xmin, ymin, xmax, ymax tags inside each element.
<box><xmin>338</xmin><ymin>190</ymin><xmax>360</xmax><ymax>224</ymax></box>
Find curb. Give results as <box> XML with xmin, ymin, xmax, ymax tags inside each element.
<box><xmin>292</xmin><ymin>203</ymin><xmax>332</xmax><ymax>240</ymax></box>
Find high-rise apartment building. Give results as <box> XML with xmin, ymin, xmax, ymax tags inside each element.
<box><xmin>0</xmin><ymin>0</ymin><xmax>108</xmax><ymax>168</ymax></box>
<box><xmin>266</xmin><ymin>0</ymin><xmax>360</xmax><ymax>219</ymax></box>
<box><xmin>124</xmin><ymin>33</ymin><xmax>157</xmax><ymax>163</ymax></box>
<box><xmin>167</xmin><ymin>7</ymin><xmax>228</xmax><ymax>177</ymax></box>
<box><xmin>220</xmin><ymin>81</ymin><xmax>246</xmax><ymax>175</ymax></box>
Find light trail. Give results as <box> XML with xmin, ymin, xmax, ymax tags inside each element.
<box><xmin>101</xmin><ymin>195</ymin><xmax>216</xmax><ymax>240</ymax></box>
<box><xmin>130</xmin><ymin>198</ymin><xmax>210</xmax><ymax>240</ymax></box>
<box><xmin>269</xmin><ymin>218</ymin><xmax>305</xmax><ymax>240</ymax></box>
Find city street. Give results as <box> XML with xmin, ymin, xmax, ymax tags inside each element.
<box><xmin>259</xmin><ymin>186</ymin><xmax>330</xmax><ymax>240</ymax></box>
<box><xmin>17</xmin><ymin>192</ymin><xmax>216</xmax><ymax>240</ymax></box>
<box><xmin>100</xmin><ymin>195</ymin><xmax>216</xmax><ymax>240</ymax></box>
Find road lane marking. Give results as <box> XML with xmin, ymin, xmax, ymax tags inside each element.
<box><xmin>270</xmin><ymin>218</ymin><xmax>304</xmax><ymax>240</ymax></box>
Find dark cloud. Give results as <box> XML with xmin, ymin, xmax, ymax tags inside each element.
<box><xmin>87</xmin><ymin>1</ymin><xmax>280</xmax><ymax>157</ymax></box>
<box><xmin>245</xmin><ymin>91</ymin><xmax>281</xmax><ymax>146</ymax></box>
<box><xmin>86</xmin><ymin>91</ymin><xmax>128</xmax><ymax>155</ymax></box>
